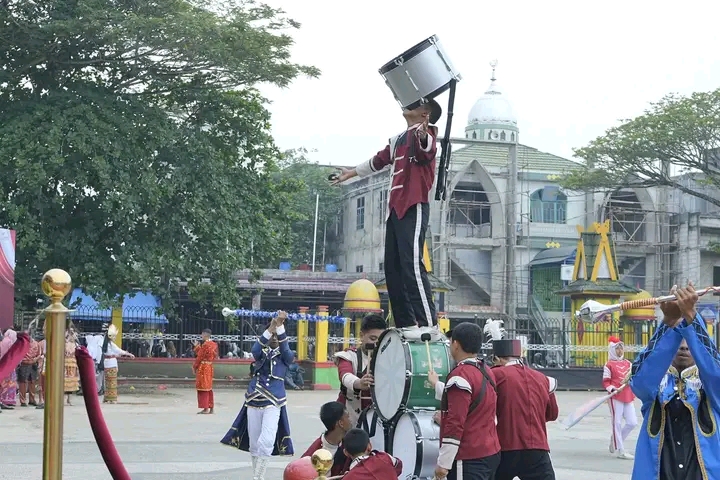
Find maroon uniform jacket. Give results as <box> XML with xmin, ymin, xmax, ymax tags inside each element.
<box><xmin>334</xmin><ymin>347</ymin><xmax>372</xmax><ymax>426</ymax></box>
<box><xmin>343</xmin><ymin>451</ymin><xmax>403</xmax><ymax>480</ymax></box>
<box><xmin>439</xmin><ymin>359</ymin><xmax>501</xmax><ymax>470</ymax></box>
<box><xmin>492</xmin><ymin>362</ymin><xmax>559</xmax><ymax>451</ymax></box>
<box><xmin>301</xmin><ymin>435</ymin><xmax>350</xmax><ymax>476</ymax></box>
<box><xmin>355</xmin><ymin>124</ymin><xmax>437</xmax><ymax>220</ymax></box>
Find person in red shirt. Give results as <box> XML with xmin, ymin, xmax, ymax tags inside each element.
<box><xmin>333</xmin><ymin>314</ymin><xmax>387</xmax><ymax>427</ymax></box>
<box><xmin>602</xmin><ymin>336</ymin><xmax>637</xmax><ymax>459</ymax></box>
<box><xmin>436</xmin><ymin>322</ymin><xmax>501</xmax><ymax>480</ymax></box>
<box><xmin>342</xmin><ymin>428</ymin><xmax>402</xmax><ymax>480</ymax></box>
<box><xmin>488</xmin><ymin>322</ymin><xmax>558</xmax><ymax>480</ymax></box>
<box><xmin>301</xmin><ymin>401</ymin><xmax>353</xmax><ymax>476</ymax></box>
<box><xmin>332</xmin><ymin>101</ymin><xmax>443</xmax><ymax>341</ymax></box>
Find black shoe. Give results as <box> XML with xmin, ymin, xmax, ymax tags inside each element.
<box><xmin>0</xmin><ymin>404</ymin><xmax>14</xmax><ymax>410</ymax></box>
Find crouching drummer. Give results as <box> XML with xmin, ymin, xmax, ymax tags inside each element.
<box><xmin>342</xmin><ymin>428</ymin><xmax>403</xmax><ymax>480</ymax></box>
<box><xmin>302</xmin><ymin>401</ymin><xmax>353</xmax><ymax>476</ymax></box>
<box><xmin>333</xmin><ymin>314</ymin><xmax>387</xmax><ymax>427</ymax></box>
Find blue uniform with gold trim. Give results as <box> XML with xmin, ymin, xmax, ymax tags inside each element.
<box><xmin>631</xmin><ymin>313</ymin><xmax>720</xmax><ymax>480</ymax></box>
<box><xmin>220</xmin><ymin>325</ymin><xmax>295</xmax><ymax>456</ymax></box>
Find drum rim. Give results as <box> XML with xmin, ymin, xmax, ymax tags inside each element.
<box><xmin>389</xmin><ymin>410</ymin><xmax>427</xmax><ymax>477</ymax></box>
<box><xmin>378</xmin><ymin>35</ymin><xmax>438</xmax><ymax>75</ymax></box>
<box><xmin>370</xmin><ymin>328</ymin><xmax>413</xmax><ymax>423</ymax></box>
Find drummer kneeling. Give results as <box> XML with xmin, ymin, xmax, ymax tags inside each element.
<box><xmin>341</xmin><ymin>428</ymin><xmax>403</xmax><ymax>480</ymax></box>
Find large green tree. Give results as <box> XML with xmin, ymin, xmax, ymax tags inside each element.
<box><xmin>0</xmin><ymin>0</ymin><xmax>319</xmax><ymax>308</ymax></box>
<box><xmin>561</xmin><ymin>89</ymin><xmax>720</xmax><ymax>208</ymax></box>
<box><xmin>272</xmin><ymin>149</ymin><xmax>343</xmax><ymax>268</ymax></box>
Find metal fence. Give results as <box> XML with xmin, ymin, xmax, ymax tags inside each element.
<box><xmin>14</xmin><ymin>306</ymin><xmax>671</xmax><ymax>368</ymax></box>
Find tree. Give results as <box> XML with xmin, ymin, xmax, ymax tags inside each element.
<box><xmin>561</xmin><ymin>89</ymin><xmax>720</xmax><ymax>208</ymax></box>
<box><xmin>0</xmin><ymin>0</ymin><xmax>319</xmax><ymax>308</ymax></box>
<box><xmin>272</xmin><ymin>149</ymin><xmax>343</xmax><ymax>268</ymax></box>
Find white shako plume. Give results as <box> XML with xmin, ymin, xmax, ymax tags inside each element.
<box><xmin>483</xmin><ymin>318</ymin><xmax>505</xmax><ymax>341</ymax></box>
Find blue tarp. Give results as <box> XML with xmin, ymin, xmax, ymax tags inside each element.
<box><xmin>68</xmin><ymin>289</ymin><xmax>168</xmax><ymax>324</ymax></box>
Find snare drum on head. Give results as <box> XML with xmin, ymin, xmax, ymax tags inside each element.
<box><xmin>379</xmin><ymin>35</ymin><xmax>461</xmax><ymax>111</ymax></box>
<box><xmin>356</xmin><ymin>407</ymin><xmax>387</xmax><ymax>453</ymax></box>
<box><xmin>388</xmin><ymin>410</ymin><xmax>440</xmax><ymax>480</ymax></box>
<box><xmin>370</xmin><ymin>328</ymin><xmax>451</xmax><ymax>422</ymax></box>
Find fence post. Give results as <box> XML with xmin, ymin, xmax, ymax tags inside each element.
<box><xmin>343</xmin><ymin>317</ymin><xmax>351</xmax><ymax>350</ymax></box>
<box><xmin>315</xmin><ymin>306</ymin><xmax>329</xmax><ymax>362</ymax></box>
<box><xmin>111</xmin><ymin>306</ymin><xmax>123</xmax><ymax>347</ymax></box>
<box><xmin>297</xmin><ymin>306</ymin><xmax>309</xmax><ymax>361</ymax></box>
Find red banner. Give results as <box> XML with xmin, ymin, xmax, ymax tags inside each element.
<box><xmin>0</xmin><ymin>229</ymin><xmax>15</xmax><ymax>330</ymax></box>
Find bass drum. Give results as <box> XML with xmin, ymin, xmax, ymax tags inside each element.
<box><xmin>388</xmin><ymin>410</ymin><xmax>440</xmax><ymax>480</ymax></box>
<box><xmin>356</xmin><ymin>406</ymin><xmax>387</xmax><ymax>453</ymax></box>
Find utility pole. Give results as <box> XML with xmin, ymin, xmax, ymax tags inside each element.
<box><xmin>505</xmin><ymin>143</ymin><xmax>518</xmax><ymax>324</ymax></box>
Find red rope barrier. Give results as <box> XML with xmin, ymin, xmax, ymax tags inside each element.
<box><xmin>75</xmin><ymin>346</ymin><xmax>131</xmax><ymax>480</ymax></box>
<box><xmin>0</xmin><ymin>332</ymin><xmax>30</xmax><ymax>379</ymax></box>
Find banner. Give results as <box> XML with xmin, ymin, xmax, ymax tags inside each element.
<box><xmin>0</xmin><ymin>229</ymin><xmax>15</xmax><ymax>330</ymax></box>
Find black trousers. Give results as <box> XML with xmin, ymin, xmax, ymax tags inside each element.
<box><xmin>495</xmin><ymin>450</ymin><xmax>556</xmax><ymax>480</ymax></box>
<box><xmin>448</xmin><ymin>453</ymin><xmax>501</xmax><ymax>480</ymax></box>
<box><xmin>384</xmin><ymin>203</ymin><xmax>436</xmax><ymax>328</ymax></box>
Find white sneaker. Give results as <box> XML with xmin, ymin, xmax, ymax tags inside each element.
<box><xmin>609</xmin><ymin>436</ymin><xmax>615</xmax><ymax>454</ymax></box>
<box><xmin>617</xmin><ymin>451</ymin><xmax>634</xmax><ymax>460</ymax></box>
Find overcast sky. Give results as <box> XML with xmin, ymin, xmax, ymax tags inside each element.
<box><xmin>257</xmin><ymin>0</ymin><xmax>720</xmax><ymax>167</ymax></box>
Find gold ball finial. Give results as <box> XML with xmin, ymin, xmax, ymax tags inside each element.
<box><xmin>311</xmin><ymin>449</ymin><xmax>333</xmax><ymax>478</ymax></box>
<box><xmin>41</xmin><ymin>269</ymin><xmax>72</xmax><ymax>303</ymax></box>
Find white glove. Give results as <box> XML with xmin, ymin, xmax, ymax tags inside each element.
<box><xmin>606</xmin><ymin>386</ymin><xmax>616</xmax><ymax>393</ymax></box>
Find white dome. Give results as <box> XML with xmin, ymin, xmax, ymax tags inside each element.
<box><xmin>467</xmin><ymin>79</ymin><xmax>517</xmax><ymax>128</ymax></box>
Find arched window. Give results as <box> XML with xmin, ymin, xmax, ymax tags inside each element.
<box><xmin>472</xmin><ymin>131</ymin><xmax>477</xmax><ymax>139</ymax></box>
<box><xmin>511</xmin><ymin>133</ymin><xmax>516</xmax><ymax>142</ymax></box>
<box><xmin>529</xmin><ymin>187</ymin><xmax>567</xmax><ymax>224</ymax></box>
<box><xmin>500</xmin><ymin>131</ymin><xmax>506</xmax><ymax>141</ymax></box>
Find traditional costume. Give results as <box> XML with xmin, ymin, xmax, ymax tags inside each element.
<box><xmin>485</xmin><ymin>319</ymin><xmax>558</xmax><ymax>480</ymax></box>
<box><xmin>221</xmin><ymin>324</ymin><xmax>294</xmax><ymax>480</ymax></box>
<box><xmin>353</xmin><ymin>107</ymin><xmax>441</xmax><ymax>336</ymax></box>
<box><xmin>102</xmin><ymin>325</ymin><xmax>127</xmax><ymax>403</ymax></box>
<box><xmin>602</xmin><ymin>336</ymin><xmax>637</xmax><ymax>459</ymax></box>
<box><xmin>64</xmin><ymin>331</ymin><xmax>80</xmax><ymax>395</ymax></box>
<box><xmin>334</xmin><ymin>347</ymin><xmax>372</xmax><ymax>427</ymax></box>
<box><xmin>0</xmin><ymin>329</ymin><xmax>18</xmax><ymax>407</ymax></box>
<box><xmin>193</xmin><ymin>338</ymin><xmax>218</xmax><ymax>411</ymax></box>
<box><xmin>438</xmin><ymin>356</ymin><xmax>501</xmax><ymax>480</ymax></box>
<box><xmin>302</xmin><ymin>435</ymin><xmax>351</xmax><ymax>476</ymax></box>
<box><xmin>343</xmin><ymin>451</ymin><xmax>403</xmax><ymax>480</ymax></box>
<box><xmin>631</xmin><ymin>312</ymin><xmax>720</xmax><ymax>480</ymax></box>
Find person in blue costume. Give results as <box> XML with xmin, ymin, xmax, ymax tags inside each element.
<box><xmin>630</xmin><ymin>283</ymin><xmax>720</xmax><ymax>480</ymax></box>
<box><xmin>221</xmin><ymin>311</ymin><xmax>294</xmax><ymax>480</ymax></box>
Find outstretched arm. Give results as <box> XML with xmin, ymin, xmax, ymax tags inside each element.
<box><xmin>630</xmin><ymin>323</ymin><xmax>683</xmax><ymax>404</ymax></box>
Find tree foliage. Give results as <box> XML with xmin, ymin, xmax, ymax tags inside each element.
<box><xmin>272</xmin><ymin>149</ymin><xmax>343</xmax><ymax>268</ymax></box>
<box><xmin>0</xmin><ymin>0</ymin><xmax>319</xmax><ymax>308</ymax></box>
<box><xmin>561</xmin><ymin>89</ymin><xmax>720</xmax><ymax>207</ymax></box>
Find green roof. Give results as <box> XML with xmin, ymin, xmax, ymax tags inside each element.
<box><xmin>451</xmin><ymin>143</ymin><xmax>581</xmax><ymax>172</ymax></box>
<box><xmin>555</xmin><ymin>279</ymin><xmax>640</xmax><ymax>296</ymax></box>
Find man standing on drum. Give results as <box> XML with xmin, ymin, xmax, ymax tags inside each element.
<box><xmin>332</xmin><ymin>100</ymin><xmax>443</xmax><ymax>341</ymax></box>
<box><xmin>436</xmin><ymin>322</ymin><xmax>501</xmax><ymax>480</ymax></box>
<box><xmin>333</xmin><ymin>314</ymin><xmax>387</xmax><ymax>427</ymax></box>
<box><xmin>485</xmin><ymin>319</ymin><xmax>558</xmax><ymax>480</ymax></box>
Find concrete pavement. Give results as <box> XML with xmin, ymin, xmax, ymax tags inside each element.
<box><xmin>0</xmin><ymin>389</ymin><xmax>636</xmax><ymax>479</ymax></box>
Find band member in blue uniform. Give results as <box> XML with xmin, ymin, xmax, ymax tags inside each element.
<box><xmin>221</xmin><ymin>311</ymin><xmax>294</xmax><ymax>480</ymax></box>
<box><xmin>333</xmin><ymin>100</ymin><xmax>443</xmax><ymax>341</ymax></box>
<box><xmin>631</xmin><ymin>283</ymin><xmax>720</xmax><ymax>480</ymax></box>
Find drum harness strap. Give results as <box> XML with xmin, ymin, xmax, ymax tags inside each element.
<box><xmin>442</xmin><ymin>360</ymin><xmax>496</xmax><ymax>415</ymax></box>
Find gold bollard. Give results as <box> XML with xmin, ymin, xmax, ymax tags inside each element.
<box><xmin>40</xmin><ymin>269</ymin><xmax>72</xmax><ymax>480</ymax></box>
<box><xmin>311</xmin><ymin>449</ymin><xmax>333</xmax><ymax>480</ymax></box>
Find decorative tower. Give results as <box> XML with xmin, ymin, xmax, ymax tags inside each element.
<box><xmin>465</xmin><ymin>60</ymin><xmax>519</xmax><ymax>143</ymax></box>
<box><xmin>557</xmin><ymin>220</ymin><xmax>640</xmax><ymax>367</ymax></box>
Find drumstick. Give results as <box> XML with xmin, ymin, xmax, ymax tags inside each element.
<box><xmin>420</xmin><ymin>333</ymin><xmax>433</xmax><ymax>373</ymax></box>
<box><xmin>364</xmin><ymin>342</ymin><xmax>375</xmax><ymax>370</ymax></box>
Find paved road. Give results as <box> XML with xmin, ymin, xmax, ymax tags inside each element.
<box><xmin>0</xmin><ymin>389</ymin><xmax>636</xmax><ymax>479</ymax></box>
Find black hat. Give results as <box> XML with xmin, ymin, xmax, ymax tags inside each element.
<box><xmin>492</xmin><ymin>339</ymin><xmax>522</xmax><ymax>358</ymax></box>
<box><xmin>426</xmin><ymin>98</ymin><xmax>442</xmax><ymax>125</ymax></box>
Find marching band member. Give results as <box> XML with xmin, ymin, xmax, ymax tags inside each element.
<box><xmin>484</xmin><ymin>320</ymin><xmax>558</xmax><ymax>480</ymax></box>
<box><xmin>630</xmin><ymin>283</ymin><xmax>720</xmax><ymax>480</ymax></box>
<box><xmin>436</xmin><ymin>322</ymin><xmax>501</xmax><ymax>480</ymax></box>
<box><xmin>333</xmin><ymin>314</ymin><xmax>387</xmax><ymax>427</ymax></box>
<box><xmin>332</xmin><ymin>101</ymin><xmax>443</xmax><ymax>340</ymax></box>
<box><xmin>602</xmin><ymin>336</ymin><xmax>637</xmax><ymax>459</ymax></box>
<box><xmin>220</xmin><ymin>311</ymin><xmax>294</xmax><ymax>480</ymax></box>
<box><xmin>341</xmin><ymin>428</ymin><xmax>403</xmax><ymax>480</ymax></box>
<box><xmin>302</xmin><ymin>401</ymin><xmax>353</xmax><ymax>476</ymax></box>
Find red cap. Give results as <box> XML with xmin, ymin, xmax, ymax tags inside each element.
<box><xmin>608</xmin><ymin>336</ymin><xmax>621</xmax><ymax>344</ymax></box>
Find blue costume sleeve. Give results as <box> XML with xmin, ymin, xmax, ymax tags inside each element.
<box><xmin>276</xmin><ymin>326</ymin><xmax>295</xmax><ymax>365</ymax></box>
<box><xmin>251</xmin><ymin>329</ymin><xmax>272</xmax><ymax>361</ymax></box>
<box><xmin>676</xmin><ymin>312</ymin><xmax>720</xmax><ymax>409</ymax></box>
<box><xmin>630</xmin><ymin>323</ymin><xmax>683</xmax><ymax>404</ymax></box>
